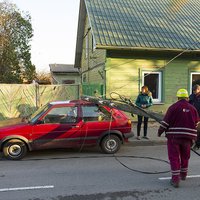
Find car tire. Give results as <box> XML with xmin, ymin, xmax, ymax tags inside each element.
<box><xmin>3</xmin><ymin>139</ymin><xmax>27</xmax><ymax>160</ymax></box>
<box><xmin>100</xmin><ymin>135</ymin><xmax>121</xmax><ymax>154</ymax></box>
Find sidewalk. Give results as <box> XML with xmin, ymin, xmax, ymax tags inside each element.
<box><xmin>128</xmin><ymin>121</ymin><xmax>167</xmax><ymax>146</ymax></box>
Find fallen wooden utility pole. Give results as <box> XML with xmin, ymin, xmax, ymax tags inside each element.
<box><xmin>81</xmin><ymin>95</ymin><xmax>164</xmax><ymax>123</ymax></box>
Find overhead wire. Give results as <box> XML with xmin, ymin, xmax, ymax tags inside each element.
<box><xmin>97</xmin><ymin>40</ymin><xmax>200</xmax><ymax>98</ymax></box>
<box><xmin>106</xmin><ymin>92</ymin><xmax>170</xmax><ymax>174</ymax></box>
<box><xmin>1</xmin><ymin>40</ymin><xmax>200</xmax><ymax>166</ymax></box>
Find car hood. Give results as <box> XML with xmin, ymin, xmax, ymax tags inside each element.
<box><xmin>0</xmin><ymin>122</ymin><xmax>31</xmax><ymax>134</ymax></box>
<box><xmin>0</xmin><ymin>118</ymin><xmax>24</xmax><ymax>127</ymax></box>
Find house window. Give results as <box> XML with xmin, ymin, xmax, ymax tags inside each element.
<box><xmin>142</xmin><ymin>71</ymin><xmax>162</xmax><ymax>103</ymax></box>
<box><xmin>190</xmin><ymin>72</ymin><xmax>200</xmax><ymax>93</ymax></box>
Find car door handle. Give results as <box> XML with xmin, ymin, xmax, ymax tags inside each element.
<box><xmin>71</xmin><ymin>125</ymin><xmax>80</xmax><ymax>128</ymax></box>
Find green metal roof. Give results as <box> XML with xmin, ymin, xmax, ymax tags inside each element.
<box><xmin>84</xmin><ymin>0</ymin><xmax>200</xmax><ymax>50</ymax></box>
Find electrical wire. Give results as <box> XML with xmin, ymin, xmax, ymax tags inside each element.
<box><xmin>1</xmin><ymin>41</ymin><xmax>200</xmax><ymax>167</ymax></box>
<box><xmin>70</xmin><ymin>99</ymin><xmax>170</xmax><ymax>175</ymax></box>
<box><xmin>19</xmin><ymin>154</ymin><xmax>170</xmax><ymax>174</ymax></box>
<box><xmin>97</xmin><ymin>40</ymin><xmax>200</xmax><ymax>99</ymax></box>
<box><xmin>191</xmin><ymin>148</ymin><xmax>200</xmax><ymax>157</ymax></box>
<box><xmin>107</xmin><ymin>94</ymin><xmax>170</xmax><ymax>174</ymax></box>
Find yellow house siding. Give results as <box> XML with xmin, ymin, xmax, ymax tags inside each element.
<box><xmin>105</xmin><ymin>57</ymin><xmax>165</xmax><ymax>100</ymax></box>
<box><xmin>81</xmin><ymin>15</ymin><xmax>106</xmax><ymax>84</ymax></box>
<box><xmin>164</xmin><ymin>61</ymin><xmax>188</xmax><ymax>105</ymax></box>
<box><xmin>164</xmin><ymin>59</ymin><xmax>200</xmax><ymax>105</ymax></box>
<box><xmin>106</xmin><ymin>58</ymin><xmax>138</xmax><ymax>99</ymax></box>
<box><xmin>105</xmin><ymin>54</ymin><xmax>200</xmax><ymax>115</ymax></box>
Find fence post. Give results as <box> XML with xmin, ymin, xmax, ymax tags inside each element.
<box><xmin>32</xmin><ymin>80</ymin><xmax>39</xmax><ymax>109</ymax></box>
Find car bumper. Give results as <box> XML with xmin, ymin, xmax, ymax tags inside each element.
<box><xmin>124</xmin><ymin>131</ymin><xmax>134</xmax><ymax>139</ymax></box>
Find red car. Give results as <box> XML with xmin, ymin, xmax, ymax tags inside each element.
<box><xmin>0</xmin><ymin>100</ymin><xmax>134</xmax><ymax>160</ymax></box>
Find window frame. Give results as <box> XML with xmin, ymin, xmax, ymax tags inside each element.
<box><xmin>142</xmin><ymin>71</ymin><xmax>162</xmax><ymax>103</ymax></box>
<box><xmin>43</xmin><ymin>106</ymin><xmax>78</xmax><ymax>124</ymax></box>
<box><xmin>190</xmin><ymin>72</ymin><xmax>200</xmax><ymax>94</ymax></box>
<box><xmin>81</xmin><ymin>105</ymin><xmax>112</xmax><ymax>122</ymax></box>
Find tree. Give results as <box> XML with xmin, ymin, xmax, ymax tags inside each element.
<box><xmin>35</xmin><ymin>71</ymin><xmax>52</xmax><ymax>85</ymax></box>
<box><xmin>0</xmin><ymin>1</ymin><xmax>36</xmax><ymax>83</ymax></box>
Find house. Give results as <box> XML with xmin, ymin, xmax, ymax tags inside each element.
<box><xmin>49</xmin><ymin>64</ymin><xmax>80</xmax><ymax>85</ymax></box>
<box><xmin>74</xmin><ymin>0</ymin><xmax>200</xmax><ymax>112</ymax></box>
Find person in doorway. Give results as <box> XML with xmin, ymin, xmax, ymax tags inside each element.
<box><xmin>189</xmin><ymin>84</ymin><xmax>200</xmax><ymax>115</ymax></box>
<box><xmin>135</xmin><ymin>85</ymin><xmax>153</xmax><ymax>140</ymax></box>
<box><xmin>157</xmin><ymin>89</ymin><xmax>199</xmax><ymax>188</ymax></box>
<box><xmin>189</xmin><ymin>84</ymin><xmax>200</xmax><ymax>149</ymax></box>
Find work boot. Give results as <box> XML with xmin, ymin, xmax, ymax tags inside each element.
<box><xmin>170</xmin><ymin>180</ymin><xmax>179</xmax><ymax>188</ymax></box>
<box><xmin>180</xmin><ymin>176</ymin><xmax>186</xmax><ymax>181</ymax></box>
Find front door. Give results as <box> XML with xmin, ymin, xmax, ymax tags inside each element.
<box><xmin>31</xmin><ymin>105</ymin><xmax>83</xmax><ymax>149</ymax></box>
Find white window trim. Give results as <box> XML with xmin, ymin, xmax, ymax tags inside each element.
<box><xmin>142</xmin><ymin>71</ymin><xmax>162</xmax><ymax>103</ymax></box>
<box><xmin>190</xmin><ymin>72</ymin><xmax>200</xmax><ymax>94</ymax></box>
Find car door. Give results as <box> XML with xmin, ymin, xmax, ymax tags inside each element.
<box><xmin>80</xmin><ymin>105</ymin><xmax>113</xmax><ymax>146</ymax></box>
<box><xmin>31</xmin><ymin>104</ymin><xmax>83</xmax><ymax>150</ymax></box>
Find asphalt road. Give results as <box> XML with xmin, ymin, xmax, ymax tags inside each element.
<box><xmin>0</xmin><ymin>145</ymin><xmax>200</xmax><ymax>200</ymax></box>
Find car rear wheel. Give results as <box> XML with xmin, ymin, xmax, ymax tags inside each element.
<box><xmin>100</xmin><ymin>135</ymin><xmax>121</xmax><ymax>154</ymax></box>
<box><xmin>3</xmin><ymin>139</ymin><xmax>27</xmax><ymax>160</ymax></box>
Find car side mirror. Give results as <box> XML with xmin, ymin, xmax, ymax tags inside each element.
<box><xmin>36</xmin><ymin>119</ymin><xmax>44</xmax><ymax>124</ymax></box>
<box><xmin>98</xmin><ymin>115</ymin><xmax>103</xmax><ymax>121</ymax></box>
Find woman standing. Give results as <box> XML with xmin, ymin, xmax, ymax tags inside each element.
<box><xmin>135</xmin><ymin>86</ymin><xmax>153</xmax><ymax>140</ymax></box>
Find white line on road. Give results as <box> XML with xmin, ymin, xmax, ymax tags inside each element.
<box><xmin>0</xmin><ymin>185</ymin><xmax>54</xmax><ymax>192</ymax></box>
<box><xmin>159</xmin><ymin>175</ymin><xmax>200</xmax><ymax>180</ymax></box>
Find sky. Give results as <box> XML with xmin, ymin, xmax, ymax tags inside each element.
<box><xmin>8</xmin><ymin>0</ymin><xmax>80</xmax><ymax>72</ymax></box>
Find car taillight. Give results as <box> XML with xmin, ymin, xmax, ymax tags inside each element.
<box><xmin>127</xmin><ymin>119</ymin><xmax>132</xmax><ymax>126</ymax></box>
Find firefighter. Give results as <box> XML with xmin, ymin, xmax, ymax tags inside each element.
<box><xmin>157</xmin><ymin>89</ymin><xmax>199</xmax><ymax>188</ymax></box>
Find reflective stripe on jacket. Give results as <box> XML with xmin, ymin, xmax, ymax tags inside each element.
<box><xmin>158</xmin><ymin>99</ymin><xmax>199</xmax><ymax>140</ymax></box>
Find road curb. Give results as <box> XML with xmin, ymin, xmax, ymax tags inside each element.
<box><xmin>126</xmin><ymin>139</ymin><xmax>167</xmax><ymax>147</ymax></box>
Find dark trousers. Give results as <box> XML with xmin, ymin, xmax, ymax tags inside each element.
<box><xmin>137</xmin><ymin>115</ymin><xmax>149</xmax><ymax>137</ymax></box>
<box><xmin>196</xmin><ymin>131</ymin><xmax>200</xmax><ymax>147</ymax></box>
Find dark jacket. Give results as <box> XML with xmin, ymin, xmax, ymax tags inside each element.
<box><xmin>189</xmin><ymin>92</ymin><xmax>200</xmax><ymax>117</ymax></box>
<box><xmin>158</xmin><ymin>99</ymin><xmax>199</xmax><ymax>140</ymax></box>
<box><xmin>135</xmin><ymin>92</ymin><xmax>153</xmax><ymax>108</ymax></box>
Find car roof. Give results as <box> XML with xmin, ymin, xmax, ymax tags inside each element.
<box><xmin>49</xmin><ymin>100</ymin><xmax>94</xmax><ymax>106</ymax></box>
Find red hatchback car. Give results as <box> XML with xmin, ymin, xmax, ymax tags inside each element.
<box><xmin>0</xmin><ymin>100</ymin><xmax>134</xmax><ymax>160</ymax></box>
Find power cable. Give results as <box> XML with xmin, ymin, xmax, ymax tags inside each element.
<box><xmin>74</xmin><ymin>98</ymin><xmax>170</xmax><ymax>174</ymax></box>
<box><xmin>19</xmin><ymin>155</ymin><xmax>170</xmax><ymax>175</ymax></box>
<box><xmin>96</xmin><ymin>40</ymin><xmax>200</xmax><ymax>99</ymax></box>
<box><xmin>106</xmin><ymin>93</ymin><xmax>170</xmax><ymax>174</ymax></box>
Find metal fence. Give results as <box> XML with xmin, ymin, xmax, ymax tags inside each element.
<box><xmin>0</xmin><ymin>84</ymin><xmax>80</xmax><ymax>120</ymax></box>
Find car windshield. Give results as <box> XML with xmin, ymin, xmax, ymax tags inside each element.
<box><xmin>29</xmin><ymin>104</ymin><xmax>50</xmax><ymax>124</ymax></box>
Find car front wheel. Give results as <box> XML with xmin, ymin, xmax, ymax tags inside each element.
<box><xmin>100</xmin><ymin>135</ymin><xmax>121</xmax><ymax>154</ymax></box>
<box><xmin>3</xmin><ymin>139</ymin><xmax>27</xmax><ymax>160</ymax></box>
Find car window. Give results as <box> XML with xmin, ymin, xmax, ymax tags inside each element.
<box><xmin>82</xmin><ymin>105</ymin><xmax>112</xmax><ymax>122</ymax></box>
<box><xmin>30</xmin><ymin>104</ymin><xmax>50</xmax><ymax>124</ymax></box>
<box><xmin>43</xmin><ymin>106</ymin><xmax>78</xmax><ymax>124</ymax></box>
